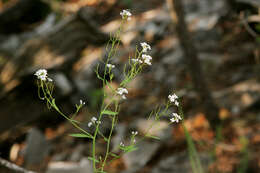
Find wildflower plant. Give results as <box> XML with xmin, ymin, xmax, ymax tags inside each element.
<box><xmin>35</xmin><ymin>10</ymin><xmax>182</xmax><ymax>173</ymax></box>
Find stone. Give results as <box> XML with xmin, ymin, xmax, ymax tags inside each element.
<box><xmin>152</xmin><ymin>152</ymin><xmax>211</xmax><ymax>173</ymax></box>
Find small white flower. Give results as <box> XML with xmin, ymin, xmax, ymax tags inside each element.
<box><xmin>91</xmin><ymin>117</ymin><xmax>97</xmax><ymax>123</ymax></box>
<box><xmin>141</xmin><ymin>54</ymin><xmax>152</xmax><ymax>65</ymax></box>
<box><xmin>117</xmin><ymin>87</ymin><xmax>128</xmax><ymax>99</ymax></box>
<box><xmin>120</xmin><ymin>142</ymin><xmax>125</xmax><ymax>147</ymax></box>
<box><xmin>80</xmin><ymin>99</ymin><xmax>85</xmax><ymax>105</ymax></box>
<box><xmin>170</xmin><ymin>113</ymin><xmax>182</xmax><ymax>123</ymax></box>
<box><xmin>88</xmin><ymin>122</ymin><xmax>93</xmax><ymax>127</ymax></box>
<box><xmin>140</xmin><ymin>42</ymin><xmax>151</xmax><ymax>53</ymax></box>
<box><xmin>131</xmin><ymin>59</ymin><xmax>143</xmax><ymax>64</ymax></box>
<box><xmin>122</xmin><ymin>95</ymin><xmax>127</xmax><ymax>100</ymax></box>
<box><xmin>174</xmin><ymin>100</ymin><xmax>179</xmax><ymax>107</ymax></box>
<box><xmin>120</xmin><ymin>9</ymin><xmax>132</xmax><ymax>21</ymax></box>
<box><xmin>168</xmin><ymin>94</ymin><xmax>178</xmax><ymax>103</ymax></box>
<box><xmin>106</xmin><ymin>64</ymin><xmax>115</xmax><ymax>69</ymax></box>
<box><xmin>47</xmin><ymin>77</ymin><xmax>53</xmax><ymax>82</ymax></box>
<box><xmin>131</xmin><ymin>131</ymin><xmax>138</xmax><ymax>135</ymax></box>
<box><xmin>35</xmin><ymin>69</ymin><xmax>48</xmax><ymax>81</ymax></box>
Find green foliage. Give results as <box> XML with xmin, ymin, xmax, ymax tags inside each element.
<box><xmin>122</xmin><ymin>0</ymin><xmax>133</xmax><ymax>8</ymax></box>
<box><xmin>90</xmin><ymin>89</ymin><xmax>104</xmax><ymax>109</ymax></box>
<box><xmin>69</xmin><ymin>133</ymin><xmax>93</xmax><ymax>139</ymax></box>
<box><xmin>238</xmin><ymin>137</ymin><xmax>249</xmax><ymax>173</ymax></box>
<box><xmin>179</xmin><ymin>107</ymin><xmax>204</xmax><ymax>173</ymax></box>
<box><xmin>101</xmin><ymin>110</ymin><xmax>118</xmax><ymax>116</ymax></box>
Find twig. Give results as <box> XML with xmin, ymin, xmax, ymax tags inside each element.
<box><xmin>0</xmin><ymin>157</ymin><xmax>37</xmax><ymax>173</ymax></box>
<box><xmin>240</xmin><ymin>11</ymin><xmax>258</xmax><ymax>38</ymax></box>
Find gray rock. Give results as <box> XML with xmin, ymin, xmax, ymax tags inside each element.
<box><xmin>69</xmin><ymin>144</ymin><xmax>86</xmax><ymax>162</ymax></box>
<box><xmin>112</xmin><ymin>123</ymin><xmax>127</xmax><ymax>152</ymax></box>
<box><xmin>122</xmin><ymin>140</ymin><xmax>160</xmax><ymax>173</ymax></box>
<box><xmin>24</xmin><ymin>128</ymin><xmax>50</xmax><ymax>166</ymax></box>
<box><xmin>152</xmin><ymin>152</ymin><xmax>211</xmax><ymax>173</ymax></box>
<box><xmin>237</xmin><ymin>0</ymin><xmax>260</xmax><ymax>7</ymax></box>
<box><xmin>46</xmin><ymin>158</ymin><xmax>92</xmax><ymax>173</ymax></box>
<box><xmin>162</xmin><ymin>48</ymin><xmax>183</xmax><ymax>66</ymax></box>
<box><xmin>52</xmin><ymin>73</ymin><xmax>73</xmax><ymax>96</ymax></box>
<box><xmin>133</xmin><ymin>118</ymin><xmax>173</xmax><ymax>142</ymax></box>
<box><xmin>35</xmin><ymin>14</ymin><xmax>56</xmax><ymax>35</ymax></box>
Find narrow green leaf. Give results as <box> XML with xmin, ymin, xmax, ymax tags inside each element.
<box><xmin>87</xmin><ymin>157</ymin><xmax>99</xmax><ymax>163</ymax></box>
<box><xmin>101</xmin><ymin>110</ymin><xmax>118</xmax><ymax>116</ymax></box>
<box><xmin>110</xmin><ymin>153</ymin><xmax>120</xmax><ymax>158</ymax></box>
<box><xmin>69</xmin><ymin>133</ymin><xmax>92</xmax><ymax>139</ymax></box>
<box><xmin>51</xmin><ymin>99</ymin><xmax>60</xmax><ymax>111</ymax></box>
<box><xmin>70</xmin><ymin>119</ymin><xmax>80</xmax><ymax>124</ymax></box>
<box><xmin>145</xmin><ymin>134</ymin><xmax>160</xmax><ymax>140</ymax></box>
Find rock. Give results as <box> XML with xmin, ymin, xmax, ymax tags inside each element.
<box><xmin>35</xmin><ymin>14</ymin><xmax>56</xmax><ymax>35</ymax></box>
<box><xmin>162</xmin><ymin>47</ymin><xmax>183</xmax><ymax>65</ymax></box>
<box><xmin>152</xmin><ymin>152</ymin><xmax>211</xmax><ymax>173</ymax></box>
<box><xmin>24</xmin><ymin>128</ymin><xmax>50</xmax><ymax>171</ymax></box>
<box><xmin>52</xmin><ymin>73</ymin><xmax>73</xmax><ymax>96</ymax></box>
<box><xmin>69</xmin><ymin>144</ymin><xmax>86</xmax><ymax>162</ymax></box>
<box><xmin>213</xmin><ymin>79</ymin><xmax>260</xmax><ymax>113</ymax></box>
<box><xmin>133</xmin><ymin>118</ymin><xmax>173</xmax><ymax>141</ymax></box>
<box><xmin>237</xmin><ymin>0</ymin><xmax>260</xmax><ymax>7</ymax></box>
<box><xmin>122</xmin><ymin>140</ymin><xmax>160</xmax><ymax>173</ymax></box>
<box><xmin>112</xmin><ymin>123</ymin><xmax>127</xmax><ymax>152</ymax></box>
<box><xmin>46</xmin><ymin>158</ymin><xmax>92</xmax><ymax>173</ymax></box>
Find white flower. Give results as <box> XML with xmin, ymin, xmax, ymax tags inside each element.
<box><xmin>106</xmin><ymin>64</ymin><xmax>115</xmax><ymax>69</ymax></box>
<box><xmin>120</xmin><ymin>9</ymin><xmax>132</xmax><ymax>21</ymax></box>
<box><xmin>35</xmin><ymin>69</ymin><xmax>48</xmax><ymax>81</ymax></box>
<box><xmin>120</xmin><ymin>142</ymin><xmax>125</xmax><ymax>147</ymax></box>
<box><xmin>80</xmin><ymin>99</ymin><xmax>85</xmax><ymax>105</ymax></box>
<box><xmin>174</xmin><ymin>100</ymin><xmax>179</xmax><ymax>107</ymax></box>
<box><xmin>117</xmin><ymin>87</ymin><xmax>128</xmax><ymax>99</ymax></box>
<box><xmin>170</xmin><ymin>113</ymin><xmax>182</xmax><ymax>123</ymax></box>
<box><xmin>122</xmin><ymin>95</ymin><xmax>127</xmax><ymax>100</ymax></box>
<box><xmin>140</xmin><ymin>42</ymin><xmax>151</xmax><ymax>53</ymax></box>
<box><xmin>131</xmin><ymin>58</ymin><xmax>143</xmax><ymax>64</ymax></box>
<box><xmin>141</xmin><ymin>54</ymin><xmax>152</xmax><ymax>65</ymax></box>
<box><xmin>88</xmin><ymin>122</ymin><xmax>93</xmax><ymax>127</ymax></box>
<box><xmin>131</xmin><ymin>131</ymin><xmax>138</xmax><ymax>135</ymax></box>
<box><xmin>91</xmin><ymin>117</ymin><xmax>97</xmax><ymax>123</ymax></box>
<box><xmin>47</xmin><ymin>77</ymin><xmax>53</xmax><ymax>82</ymax></box>
<box><xmin>88</xmin><ymin>117</ymin><xmax>98</xmax><ymax>127</ymax></box>
<box><xmin>169</xmin><ymin>94</ymin><xmax>179</xmax><ymax>107</ymax></box>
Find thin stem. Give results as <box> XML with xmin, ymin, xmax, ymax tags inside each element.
<box><xmin>101</xmin><ymin>101</ymin><xmax>119</xmax><ymax>171</ymax></box>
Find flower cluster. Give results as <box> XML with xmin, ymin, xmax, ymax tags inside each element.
<box><xmin>140</xmin><ymin>42</ymin><xmax>151</xmax><ymax>53</ymax></box>
<box><xmin>88</xmin><ymin>117</ymin><xmax>101</xmax><ymax>127</ymax></box>
<box><xmin>131</xmin><ymin>42</ymin><xmax>153</xmax><ymax>66</ymax></box>
<box><xmin>131</xmin><ymin>131</ymin><xmax>138</xmax><ymax>135</ymax></box>
<box><xmin>131</xmin><ymin>58</ymin><xmax>143</xmax><ymax>63</ymax></box>
<box><xmin>131</xmin><ymin>131</ymin><xmax>138</xmax><ymax>144</ymax></box>
<box><xmin>170</xmin><ymin>113</ymin><xmax>182</xmax><ymax>123</ymax></box>
<box><xmin>141</xmin><ymin>54</ymin><xmax>152</xmax><ymax>66</ymax></box>
<box><xmin>140</xmin><ymin>42</ymin><xmax>152</xmax><ymax>65</ymax></box>
<box><xmin>34</xmin><ymin>69</ymin><xmax>53</xmax><ymax>81</ymax></box>
<box><xmin>168</xmin><ymin>94</ymin><xmax>179</xmax><ymax>106</ymax></box>
<box><xmin>80</xmin><ymin>99</ymin><xmax>86</xmax><ymax>106</ymax></box>
<box><xmin>106</xmin><ymin>64</ymin><xmax>115</xmax><ymax>69</ymax></box>
<box><xmin>120</xmin><ymin>142</ymin><xmax>125</xmax><ymax>147</ymax></box>
<box><xmin>120</xmin><ymin>10</ymin><xmax>132</xmax><ymax>21</ymax></box>
<box><xmin>116</xmin><ymin>87</ymin><xmax>128</xmax><ymax>99</ymax></box>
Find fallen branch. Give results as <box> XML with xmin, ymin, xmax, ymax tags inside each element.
<box><xmin>0</xmin><ymin>157</ymin><xmax>37</xmax><ymax>173</ymax></box>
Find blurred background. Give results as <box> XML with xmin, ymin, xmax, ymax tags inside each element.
<box><xmin>0</xmin><ymin>0</ymin><xmax>260</xmax><ymax>172</ymax></box>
